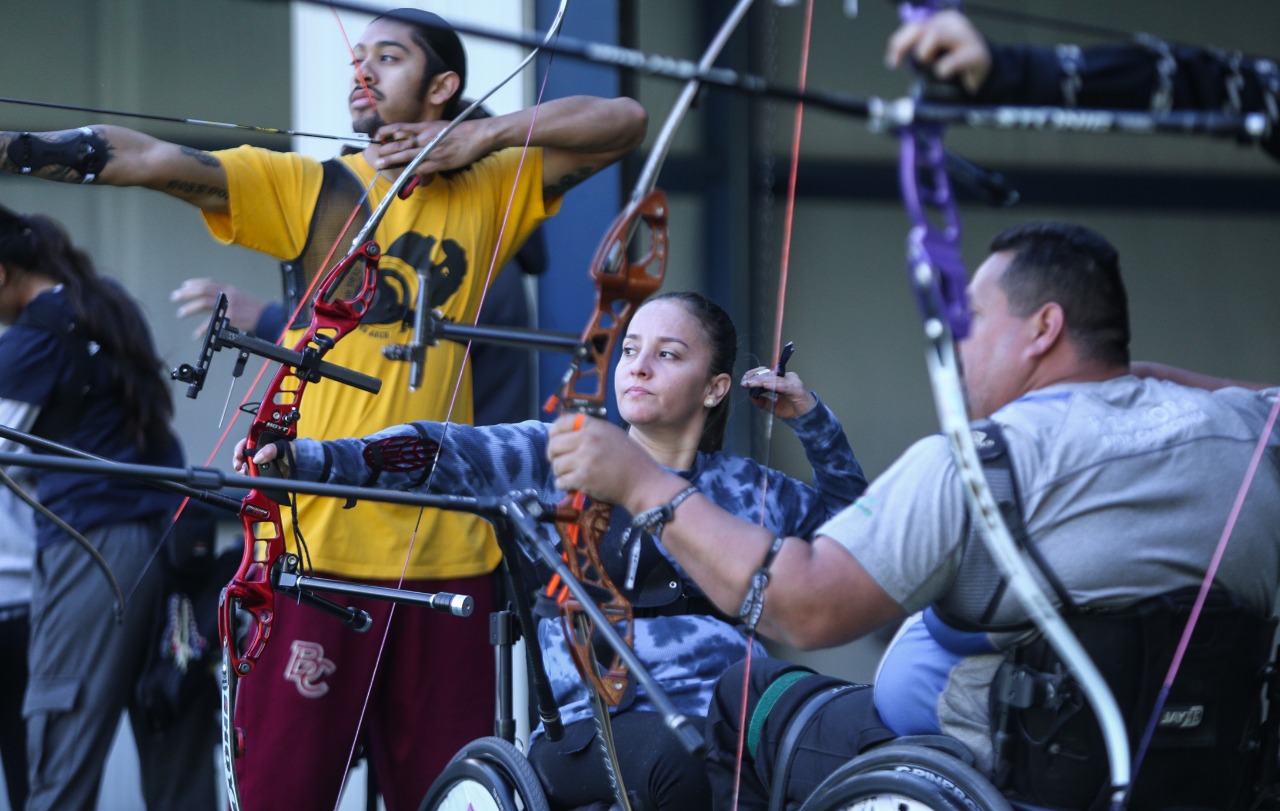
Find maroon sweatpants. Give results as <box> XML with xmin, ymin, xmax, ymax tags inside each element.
<box><xmin>230</xmin><ymin>572</ymin><xmax>496</xmax><ymax>811</ymax></box>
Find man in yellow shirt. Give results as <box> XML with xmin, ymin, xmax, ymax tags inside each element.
<box><xmin>2</xmin><ymin>8</ymin><xmax>646</xmax><ymax>810</ymax></box>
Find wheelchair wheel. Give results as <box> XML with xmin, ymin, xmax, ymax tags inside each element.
<box><xmin>799</xmin><ymin>769</ymin><xmax>970</xmax><ymax>811</ymax></box>
<box><xmin>418</xmin><ymin>736</ymin><xmax>550</xmax><ymax>811</ymax></box>
<box><xmin>797</xmin><ymin>743</ymin><xmax>1012</xmax><ymax>811</ymax></box>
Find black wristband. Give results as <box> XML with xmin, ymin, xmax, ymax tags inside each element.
<box><xmin>629</xmin><ymin>484</ymin><xmax>699</xmax><ymax>540</ymax></box>
<box><xmin>738</xmin><ymin>535</ymin><xmax>786</xmax><ymax>631</ymax></box>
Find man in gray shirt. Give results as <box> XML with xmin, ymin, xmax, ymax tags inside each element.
<box><xmin>545</xmin><ymin>221</ymin><xmax>1280</xmax><ymax>809</ymax></box>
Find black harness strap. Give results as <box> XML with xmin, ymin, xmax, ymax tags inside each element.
<box><xmin>280</xmin><ymin>158</ymin><xmax>372</xmax><ymax>329</ymax></box>
<box><xmin>932</xmin><ymin>419</ymin><xmax>1075</xmax><ymax>632</ymax></box>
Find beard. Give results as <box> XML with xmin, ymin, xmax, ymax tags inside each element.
<box><xmin>353</xmin><ymin>111</ymin><xmax>386</xmax><ymax>136</ymax></box>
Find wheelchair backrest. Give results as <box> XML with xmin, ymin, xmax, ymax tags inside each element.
<box><xmin>991</xmin><ymin>587</ymin><xmax>1277</xmax><ymax>811</ymax></box>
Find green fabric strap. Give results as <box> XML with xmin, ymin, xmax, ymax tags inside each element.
<box><xmin>746</xmin><ymin>669</ymin><xmax>810</xmax><ymax>760</ymax></box>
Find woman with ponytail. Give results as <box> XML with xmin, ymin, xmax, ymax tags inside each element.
<box><xmin>239</xmin><ymin>290</ymin><xmax>866</xmax><ymax>810</ymax></box>
<box><xmin>0</xmin><ymin>206</ymin><xmax>216</xmax><ymax>811</ymax></box>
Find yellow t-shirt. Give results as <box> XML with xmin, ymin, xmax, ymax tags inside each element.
<box><xmin>203</xmin><ymin>146</ymin><xmax>558</xmax><ymax>579</ymax></box>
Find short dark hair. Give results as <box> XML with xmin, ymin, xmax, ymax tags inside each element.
<box><xmin>989</xmin><ymin>221</ymin><xmax>1131</xmax><ymax>367</ymax></box>
<box><xmin>376</xmin><ymin>8</ymin><xmax>467</xmax><ymax>120</ymax></box>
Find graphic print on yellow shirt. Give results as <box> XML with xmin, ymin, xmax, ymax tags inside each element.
<box><xmin>202</xmin><ymin>145</ymin><xmax>560</xmax><ymax>579</ymax></box>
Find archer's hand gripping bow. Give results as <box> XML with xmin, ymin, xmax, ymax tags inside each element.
<box><xmin>541</xmin><ymin>6</ymin><xmax>755</xmax><ymax>804</ymax></box>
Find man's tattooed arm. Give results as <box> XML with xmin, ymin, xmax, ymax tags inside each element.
<box><xmin>164</xmin><ymin>147</ymin><xmax>229</xmax><ymax>202</ymax></box>
<box><xmin>166</xmin><ymin>178</ymin><xmax>229</xmax><ymax>201</ymax></box>
<box><xmin>180</xmin><ymin>145</ymin><xmax>221</xmax><ymax>168</ymax></box>
<box><xmin>0</xmin><ymin>125</ymin><xmax>230</xmax><ymax>212</ymax></box>
<box><xmin>543</xmin><ymin>166</ymin><xmax>595</xmax><ymax>200</ymax></box>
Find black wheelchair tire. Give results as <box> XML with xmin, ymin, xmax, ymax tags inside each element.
<box><xmin>418</xmin><ymin>737</ymin><xmax>550</xmax><ymax>811</ymax></box>
<box><xmin>797</xmin><ymin>769</ymin><xmax>970</xmax><ymax>811</ymax></box>
<box><xmin>797</xmin><ymin>743</ymin><xmax>1012</xmax><ymax>811</ymax></box>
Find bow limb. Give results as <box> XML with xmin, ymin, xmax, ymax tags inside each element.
<box><xmin>896</xmin><ymin>2</ymin><xmax>1130</xmax><ymax>806</ymax></box>
<box><xmin>572</xmin><ymin>0</ymin><xmax>757</xmax><ymax>302</ymax></box>
<box><xmin>629</xmin><ymin>0</ymin><xmax>757</xmax><ymax>205</ymax></box>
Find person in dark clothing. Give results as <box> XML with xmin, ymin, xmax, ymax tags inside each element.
<box><xmin>886</xmin><ymin>9</ymin><xmax>1280</xmax><ymax>160</ymax></box>
<box><xmin>0</xmin><ymin>206</ymin><xmax>216</xmax><ymax>811</ymax></box>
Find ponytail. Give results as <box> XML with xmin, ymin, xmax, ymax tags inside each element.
<box><xmin>1</xmin><ymin>208</ymin><xmax>173</xmax><ymax>451</ymax></box>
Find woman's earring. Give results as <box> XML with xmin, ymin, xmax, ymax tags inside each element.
<box><xmin>705</xmin><ymin>398</ymin><xmax>715</xmax><ymax>407</ymax></box>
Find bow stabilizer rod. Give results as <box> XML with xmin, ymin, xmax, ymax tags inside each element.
<box><xmin>294</xmin><ymin>0</ymin><xmax>1266</xmax><ymax>145</ymax></box>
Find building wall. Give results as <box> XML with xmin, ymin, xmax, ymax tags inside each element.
<box><xmin>4</xmin><ymin>0</ymin><xmax>1274</xmax><ymax>539</ymax></box>
<box><xmin>0</xmin><ymin>1</ymin><xmax>1276</xmax><ymax>805</ymax></box>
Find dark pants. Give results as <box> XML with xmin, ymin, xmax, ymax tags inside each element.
<box><xmin>0</xmin><ymin>605</ymin><xmax>29</xmax><ymax>811</ymax></box>
<box><xmin>26</xmin><ymin>521</ymin><xmax>218</xmax><ymax>811</ymax></box>
<box><xmin>529</xmin><ymin>711</ymin><xmax>713</xmax><ymax>811</ymax></box>
<box><xmin>705</xmin><ymin>658</ymin><xmax>896</xmax><ymax>810</ymax></box>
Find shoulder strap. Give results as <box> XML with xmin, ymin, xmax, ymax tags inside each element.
<box><xmin>279</xmin><ymin>157</ymin><xmax>372</xmax><ymax>329</ymax></box>
<box><xmin>932</xmin><ymin>420</ymin><xmax>1076</xmax><ymax>631</ymax></box>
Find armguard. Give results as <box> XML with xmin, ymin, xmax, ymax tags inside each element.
<box><xmin>7</xmin><ymin>127</ymin><xmax>109</xmax><ymax>184</ymax></box>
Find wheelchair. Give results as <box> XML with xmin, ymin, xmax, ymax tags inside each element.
<box><xmin>418</xmin><ymin>735</ymin><xmax>549</xmax><ymax>811</ymax></box>
<box><xmin>419</xmin><ymin>519</ymin><xmax>1280</xmax><ymax>811</ymax></box>
<box><xmin>783</xmin><ymin>588</ymin><xmax>1280</xmax><ymax>811</ymax></box>
<box><xmin>417</xmin><ymin>572</ymin><xmax>553</xmax><ymax>811</ymax></box>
